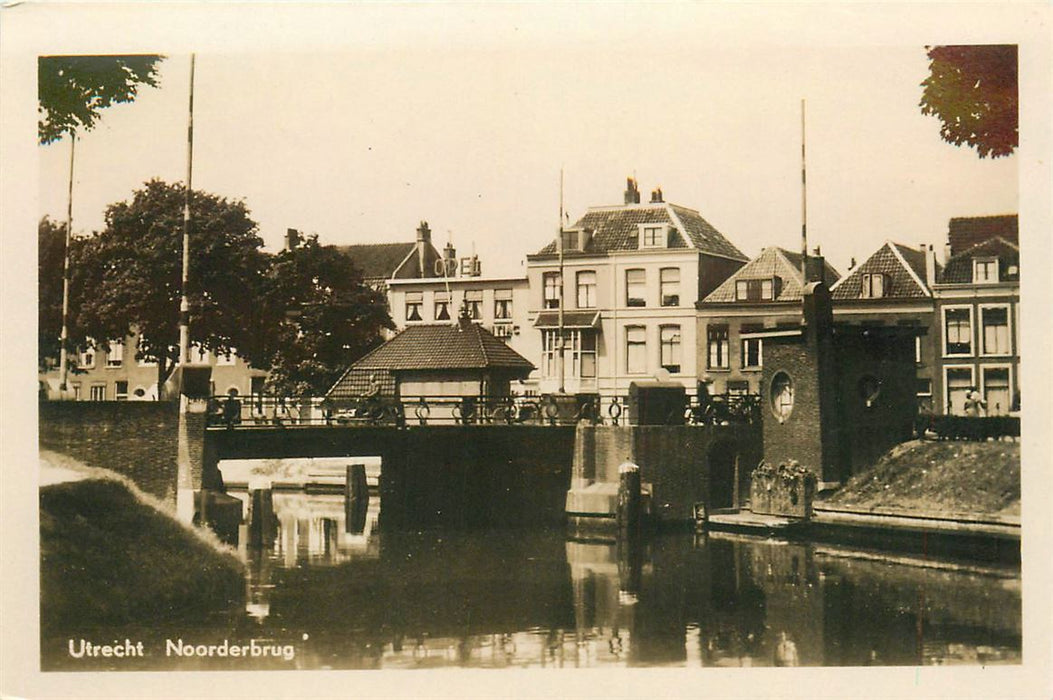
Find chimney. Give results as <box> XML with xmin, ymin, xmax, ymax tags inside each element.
<box><xmin>624</xmin><ymin>177</ymin><xmax>640</xmax><ymax>205</ymax></box>
<box><xmin>805</xmin><ymin>249</ymin><xmax>826</xmax><ymax>285</ymax></box>
<box><xmin>650</xmin><ymin>187</ymin><xmax>664</xmax><ymax>203</ymax></box>
<box><xmin>416</xmin><ymin>221</ymin><xmax>431</xmax><ymax>278</ymax></box>
<box><xmin>848</xmin><ymin>256</ymin><xmax>857</xmax><ymax>271</ymax></box>
<box><xmin>284</xmin><ymin>228</ymin><xmax>301</xmax><ymax>251</ymax></box>
<box><xmin>942</xmin><ymin>243</ymin><xmax>951</xmax><ymax>266</ymax></box>
<box><xmin>924</xmin><ymin>243</ymin><xmax>937</xmax><ymax>289</ymax></box>
<box><xmin>443</xmin><ymin>241</ymin><xmax>457</xmax><ymax>277</ymax></box>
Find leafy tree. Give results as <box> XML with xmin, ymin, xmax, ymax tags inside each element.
<box><xmin>260</xmin><ymin>235</ymin><xmax>394</xmax><ymax>396</ymax></box>
<box><xmin>38</xmin><ymin>217</ymin><xmax>73</xmax><ymax>370</ymax></box>
<box><xmin>38</xmin><ymin>54</ymin><xmax>164</xmax><ymax>144</ymax></box>
<box><xmin>69</xmin><ymin>179</ymin><xmax>270</xmax><ymax>389</ymax></box>
<box><xmin>919</xmin><ymin>45</ymin><xmax>1017</xmax><ymax>158</ymax></box>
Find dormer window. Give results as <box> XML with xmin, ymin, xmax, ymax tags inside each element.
<box><xmin>735</xmin><ymin>277</ymin><xmax>779</xmax><ymax>301</ymax></box>
<box><xmin>639</xmin><ymin>224</ymin><xmax>668</xmax><ymax>249</ymax></box>
<box><xmin>973</xmin><ymin>258</ymin><xmax>999</xmax><ymax>284</ymax></box>
<box><xmin>861</xmin><ymin>272</ymin><xmax>887</xmax><ymax>298</ymax></box>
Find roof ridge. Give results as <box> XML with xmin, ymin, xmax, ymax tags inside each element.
<box><xmin>886</xmin><ymin>240</ymin><xmax>930</xmax><ymax>297</ymax></box>
<box><xmin>947</xmin><ymin>235</ymin><xmax>1020</xmax><ymax>262</ymax></box>
<box><xmin>664</xmin><ymin>204</ymin><xmax>692</xmax><ymax>249</ymax></box>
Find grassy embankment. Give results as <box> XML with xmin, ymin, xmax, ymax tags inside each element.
<box><xmin>40</xmin><ymin>452</ymin><xmax>245</xmax><ymax>632</ymax></box>
<box><xmin>823</xmin><ymin>439</ymin><xmax>1020</xmax><ymax>518</ymax></box>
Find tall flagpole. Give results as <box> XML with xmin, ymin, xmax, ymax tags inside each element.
<box><xmin>58</xmin><ymin>132</ymin><xmax>76</xmax><ymax>393</ymax></box>
<box><xmin>800</xmin><ymin>98</ymin><xmax>808</xmax><ymax>283</ymax></box>
<box><xmin>179</xmin><ymin>54</ymin><xmax>196</xmax><ymax>367</ymax></box>
<box><xmin>557</xmin><ymin>168</ymin><xmax>566</xmax><ymax>394</ymax></box>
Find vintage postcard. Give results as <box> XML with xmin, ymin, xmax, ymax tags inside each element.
<box><xmin>2</xmin><ymin>2</ymin><xmax>1051</xmax><ymax>698</ymax></box>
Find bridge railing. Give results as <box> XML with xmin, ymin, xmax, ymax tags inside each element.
<box><xmin>203</xmin><ymin>390</ymin><xmax>762</xmax><ymax>429</ymax></box>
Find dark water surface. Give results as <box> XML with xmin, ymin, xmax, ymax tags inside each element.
<box><xmin>43</xmin><ymin>492</ymin><xmax>1020</xmax><ymax>670</ymax></box>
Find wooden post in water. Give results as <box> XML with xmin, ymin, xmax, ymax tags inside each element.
<box><xmin>345</xmin><ymin>464</ymin><xmax>369</xmax><ymax>534</ymax></box>
<box><xmin>248</xmin><ymin>480</ymin><xmax>276</xmax><ymax>548</ymax></box>
<box><xmin>617</xmin><ymin>462</ymin><xmax>642</xmax><ymax>539</ymax></box>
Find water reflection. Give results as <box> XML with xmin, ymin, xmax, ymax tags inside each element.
<box><xmin>41</xmin><ymin>490</ymin><xmax>1021</xmax><ymax>670</ymax></box>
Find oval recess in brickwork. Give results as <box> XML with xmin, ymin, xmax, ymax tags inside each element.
<box><xmin>770</xmin><ymin>371</ymin><xmax>794</xmax><ymax>423</ymax></box>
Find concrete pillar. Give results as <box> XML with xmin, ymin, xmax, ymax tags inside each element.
<box><xmin>345</xmin><ymin>464</ymin><xmax>369</xmax><ymax>534</ymax></box>
<box><xmin>248</xmin><ymin>479</ymin><xmax>276</xmax><ymax>548</ymax></box>
<box><xmin>617</xmin><ymin>462</ymin><xmax>642</xmax><ymax>539</ymax></box>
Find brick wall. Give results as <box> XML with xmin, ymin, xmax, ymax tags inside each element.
<box><xmin>38</xmin><ymin>401</ymin><xmax>201</xmax><ymax>507</ymax></box>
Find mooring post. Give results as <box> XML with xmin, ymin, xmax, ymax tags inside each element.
<box><xmin>617</xmin><ymin>461</ymin><xmax>642</xmax><ymax>539</ymax></box>
<box><xmin>345</xmin><ymin>464</ymin><xmax>369</xmax><ymax>534</ymax></box>
<box><xmin>248</xmin><ymin>479</ymin><xmax>276</xmax><ymax>548</ymax></box>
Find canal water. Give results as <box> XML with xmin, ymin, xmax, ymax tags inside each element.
<box><xmin>42</xmin><ymin>491</ymin><xmax>1021</xmax><ymax>671</ymax></box>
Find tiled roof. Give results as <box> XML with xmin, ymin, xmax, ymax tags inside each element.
<box><xmin>532</xmin><ymin>202</ymin><xmax>747</xmax><ymax>260</ymax></box>
<box><xmin>701</xmin><ymin>247</ymin><xmax>840</xmax><ymax>303</ymax></box>
<box><xmin>336</xmin><ymin>242</ymin><xmax>416</xmax><ymax>281</ymax></box>
<box><xmin>336</xmin><ymin>321</ymin><xmax>535</xmax><ymax>374</ymax></box>
<box><xmin>948</xmin><ymin>215</ymin><xmax>1018</xmax><ymax>257</ymax></box>
<box><xmin>325</xmin><ymin>368</ymin><xmax>398</xmax><ymax>401</ymax></box>
<box><xmin>937</xmin><ymin>237</ymin><xmax>1020</xmax><ymax>284</ymax></box>
<box><xmin>533</xmin><ymin>310</ymin><xmax>601</xmax><ymax>328</ymax></box>
<box><xmin>831</xmin><ymin>242</ymin><xmax>935</xmax><ymax>300</ymax></box>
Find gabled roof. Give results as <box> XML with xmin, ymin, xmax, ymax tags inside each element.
<box><xmin>334</xmin><ymin>321</ymin><xmax>535</xmax><ymax>374</ymax></box>
<box><xmin>701</xmin><ymin>247</ymin><xmax>840</xmax><ymax>303</ymax></box>
<box><xmin>937</xmin><ymin>236</ymin><xmax>1020</xmax><ymax>285</ymax></box>
<box><xmin>830</xmin><ymin>241</ymin><xmax>937</xmax><ymax>300</ymax></box>
<box><xmin>337</xmin><ymin>242</ymin><xmax>417</xmax><ymax>281</ymax></box>
<box><xmin>948</xmin><ymin>215</ymin><xmax>1018</xmax><ymax>257</ymax></box>
<box><xmin>531</xmin><ymin>202</ymin><xmax>747</xmax><ymax>261</ymax></box>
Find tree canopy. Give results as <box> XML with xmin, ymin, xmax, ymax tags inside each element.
<box><xmin>38</xmin><ymin>217</ymin><xmax>73</xmax><ymax>371</ymax></box>
<box><xmin>38</xmin><ymin>54</ymin><xmax>164</xmax><ymax>144</ymax></box>
<box><xmin>260</xmin><ymin>235</ymin><xmax>394</xmax><ymax>396</ymax></box>
<box><xmin>919</xmin><ymin>45</ymin><xmax>1017</xmax><ymax>159</ymax></box>
<box><xmin>69</xmin><ymin>179</ymin><xmax>270</xmax><ymax>388</ymax></box>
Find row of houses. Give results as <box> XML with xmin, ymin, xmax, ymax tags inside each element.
<box><xmin>42</xmin><ymin>178</ymin><xmax>1020</xmax><ymax>417</ymax></box>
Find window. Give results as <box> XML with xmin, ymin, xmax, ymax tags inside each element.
<box><xmin>78</xmin><ymin>347</ymin><xmax>95</xmax><ymax>369</ymax></box>
<box><xmin>136</xmin><ymin>338</ymin><xmax>157</xmax><ymax>367</ymax></box>
<box><xmin>707</xmin><ymin>325</ymin><xmax>729</xmax><ymax>369</ymax></box>
<box><xmin>660</xmin><ymin>268</ymin><xmax>680</xmax><ymax>307</ymax></box>
<box><xmin>405</xmin><ymin>291</ymin><xmax>423</xmax><ymax>322</ymax></box>
<box><xmin>434</xmin><ymin>292</ymin><xmax>451</xmax><ymax>321</ymax></box>
<box><xmin>742</xmin><ymin>337</ymin><xmax>762</xmax><ymax>369</ymax></box>
<box><xmin>543</xmin><ymin>272</ymin><xmax>561</xmax><ymax>309</ymax></box>
<box><xmin>560</xmin><ymin>230</ymin><xmax>578</xmax><ymax>252</ymax></box>
<box><xmin>576</xmin><ymin>271</ymin><xmax>596</xmax><ymax>309</ymax></box>
<box><xmin>980</xmin><ymin>305</ymin><xmax>1010</xmax><ymax>355</ymax></box>
<box><xmin>945</xmin><ymin>366</ymin><xmax>973</xmax><ymax>415</ymax></box>
<box><xmin>494</xmin><ymin>289</ymin><xmax>513</xmax><ymax>321</ymax></box>
<box><xmin>626</xmin><ymin>326</ymin><xmax>647</xmax><ymax>374</ymax></box>
<box><xmin>973</xmin><ymin>258</ymin><xmax>999</xmax><ymax>284</ymax></box>
<box><xmin>640</xmin><ymin>224</ymin><xmax>666</xmax><ymax>248</ymax></box>
<box><xmin>115</xmin><ymin>380</ymin><xmax>129</xmax><ymax>400</ymax></box>
<box><xmin>106</xmin><ymin>341</ymin><xmax>123</xmax><ymax>368</ymax></box>
<box><xmin>89</xmin><ymin>384</ymin><xmax>106</xmax><ymax>401</ymax></box>
<box><xmin>71</xmin><ymin>383</ymin><xmax>81</xmax><ymax>400</ymax></box>
<box><xmin>465</xmin><ymin>290</ymin><xmax>483</xmax><ymax>319</ymax></box>
<box><xmin>943</xmin><ymin>307</ymin><xmax>973</xmax><ymax>356</ymax></box>
<box><xmin>770</xmin><ymin>372</ymin><xmax>794</xmax><ymax>423</ymax></box>
<box><xmin>861</xmin><ymin>273</ymin><xmax>886</xmax><ymax>298</ymax></box>
<box><xmin>541</xmin><ymin>330</ymin><xmax>596</xmax><ymax>379</ymax></box>
<box><xmin>735</xmin><ymin>278</ymin><xmax>777</xmax><ymax>301</ymax></box>
<box><xmin>660</xmin><ymin>326</ymin><xmax>681</xmax><ymax>374</ymax></box>
<box><xmin>916</xmin><ymin>378</ymin><xmax>932</xmax><ymax>396</ymax></box>
<box><xmin>728</xmin><ymin>380</ymin><xmax>750</xmax><ymax>396</ymax></box>
<box><xmin>625</xmin><ymin>269</ymin><xmax>646</xmax><ymax>307</ymax></box>
<box><xmin>982</xmin><ymin>367</ymin><xmax>1011</xmax><ymax>416</ymax></box>
<box><xmin>915</xmin><ymin>336</ymin><xmax>923</xmax><ymax>364</ymax></box>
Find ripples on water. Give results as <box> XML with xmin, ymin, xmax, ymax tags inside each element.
<box><xmin>43</xmin><ymin>492</ymin><xmax>1020</xmax><ymax>670</ymax></box>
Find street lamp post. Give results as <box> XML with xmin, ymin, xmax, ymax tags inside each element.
<box><xmin>58</xmin><ymin>132</ymin><xmax>76</xmax><ymax>393</ymax></box>
<box><xmin>179</xmin><ymin>53</ymin><xmax>196</xmax><ymax>368</ymax></box>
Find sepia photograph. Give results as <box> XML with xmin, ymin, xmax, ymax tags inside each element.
<box><xmin>2</xmin><ymin>2</ymin><xmax>1051</xmax><ymax>698</ymax></box>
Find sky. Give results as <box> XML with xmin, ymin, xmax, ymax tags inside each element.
<box><xmin>34</xmin><ymin>9</ymin><xmax>1021</xmax><ymax>279</ymax></box>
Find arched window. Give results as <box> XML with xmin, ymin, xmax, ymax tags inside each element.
<box><xmin>770</xmin><ymin>371</ymin><xmax>794</xmax><ymax>423</ymax></box>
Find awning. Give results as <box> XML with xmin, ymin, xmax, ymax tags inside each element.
<box><xmin>533</xmin><ymin>310</ymin><xmax>601</xmax><ymax>329</ymax></box>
